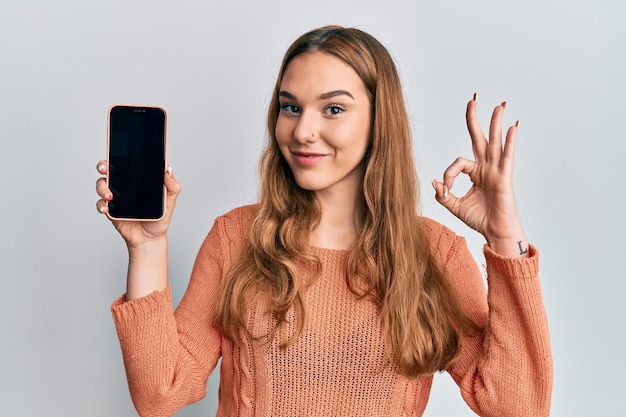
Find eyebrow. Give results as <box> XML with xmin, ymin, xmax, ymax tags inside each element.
<box><xmin>278</xmin><ymin>90</ymin><xmax>355</xmax><ymax>101</ymax></box>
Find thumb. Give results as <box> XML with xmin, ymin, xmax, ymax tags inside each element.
<box><xmin>163</xmin><ymin>165</ymin><xmax>183</xmax><ymax>210</ymax></box>
<box><xmin>431</xmin><ymin>179</ymin><xmax>458</xmax><ymax>213</ymax></box>
<box><xmin>164</xmin><ymin>165</ymin><xmax>182</xmax><ymax>197</ymax></box>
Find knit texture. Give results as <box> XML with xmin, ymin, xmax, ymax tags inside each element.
<box><xmin>111</xmin><ymin>204</ymin><xmax>552</xmax><ymax>417</ymax></box>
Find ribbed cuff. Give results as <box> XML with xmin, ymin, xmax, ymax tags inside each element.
<box><xmin>483</xmin><ymin>244</ymin><xmax>539</xmax><ymax>280</ymax></box>
<box><xmin>111</xmin><ymin>285</ymin><xmax>173</xmax><ymax>326</ymax></box>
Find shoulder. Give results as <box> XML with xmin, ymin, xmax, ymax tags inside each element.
<box><xmin>418</xmin><ymin>216</ymin><xmax>452</xmax><ymax>235</ymax></box>
<box><xmin>213</xmin><ymin>203</ymin><xmax>258</xmax><ymax>244</ymax></box>
<box><xmin>218</xmin><ymin>204</ymin><xmax>259</xmax><ymax>226</ymax></box>
<box><xmin>417</xmin><ymin>216</ymin><xmax>459</xmax><ymax>244</ymax></box>
<box><xmin>196</xmin><ymin>204</ymin><xmax>258</xmax><ymax>266</ymax></box>
<box><xmin>417</xmin><ymin>216</ymin><xmax>467</xmax><ymax>266</ymax></box>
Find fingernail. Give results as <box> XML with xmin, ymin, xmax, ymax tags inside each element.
<box><xmin>167</xmin><ymin>165</ymin><xmax>172</xmax><ymax>176</ymax></box>
<box><xmin>105</xmin><ymin>193</ymin><xmax>113</xmax><ymax>202</ymax></box>
<box><xmin>431</xmin><ymin>179</ymin><xmax>437</xmax><ymax>190</ymax></box>
<box><xmin>99</xmin><ymin>206</ymin><xmax>106</xmax><ymax>213</ymax></box>
<box><xmin>473</xmin><ymin>93</ymin><xmax>477</xmax><ymax>101</ymax></box>
<box><xmin>501</xmin><ymin>101</ymin><xmax>507</xmax><ymax>108</ymax></box>
<box><xmin>98</xmin><ymin>164</ymin><xmax>105</xmax><ymax>173</ymax></box>
<box><xmin>443</xmin><ymin>186</ymin><xmax>449</xmax><ymax>199</ymax></box>
<box><xmin>515</xmin><ymin>120</ymin><xmax>520</xmax><ymax>128</ymax></box>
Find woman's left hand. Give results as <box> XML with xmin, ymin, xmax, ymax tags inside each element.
<box><xmin>432</xmin><ymin>96</ymin><xmax>529</xmax><ymax>258</ymax></box>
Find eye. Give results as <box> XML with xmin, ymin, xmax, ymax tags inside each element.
<box><xmin>324</xmin><ymin>104</ymin><xmax>345</xmax><ymax>116</ymax></box>
<box><xmin>280</xmin><ymin>103</ymin><xmax>300</xmax><ymax>114</ymax></box>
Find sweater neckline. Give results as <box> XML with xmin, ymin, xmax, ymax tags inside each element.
<box><xmin>310</xmin><ymin>245</ymin><xmax>350</xmax><ymax>256</ymax></box>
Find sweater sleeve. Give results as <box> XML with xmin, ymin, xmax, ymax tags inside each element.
<box><xmin>110</xmin><ymin>217</ymin><xmax>229</xmax><ymax>417</ymax></box>
<box><xmin>442</xmin><ymin>234</ymin><xmax>553</xmax><ymax>417</ymax></box>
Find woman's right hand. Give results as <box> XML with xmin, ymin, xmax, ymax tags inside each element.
<box><xmin>95</xmin><ymin>160</ymin><xmax>182</xmax><ymax>248</ymax></box>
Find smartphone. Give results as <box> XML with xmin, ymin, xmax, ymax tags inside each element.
<box><xmin>106</xmin><ymin>104</ymin><xmax>168</xmax><ymax>220</ymax></box>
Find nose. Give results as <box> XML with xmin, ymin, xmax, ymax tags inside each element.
<box><xmin>293</xmin><ymin>110</ymin><xmax>319</xmax><ymax>143</ymax></box>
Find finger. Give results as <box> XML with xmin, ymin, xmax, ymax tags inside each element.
<box><xmin>442</xmin><ymin>157</ymin><xmax>476</xmax><ymax>190</ymax></box>
<box><xmin>95</xmin><ymin>177</ymin><xmax>113</xmax><ymax>202</ymax></box>
<box><xmin>466</xmin><ymin>95</ymin><xmax>487</xmax><ymax>163</ymax></box>
<box><xmin>96</xmin><ymin>160</ymin><xmax>108</xmax><ymax>175</ymax></box>
<box><xmin>96</xmin><ymin>198</ymin><xmax>109</xmax><ymax>214</ymax></box>
<box><xmin>501</xmin><ymin>122</ymin><xmax>518</xmax><ymax>174</ymax></box>
<box><xmin>487</xmin><ymin>102</ymin><xmax>506</xmax><ymax>164</ymax></box>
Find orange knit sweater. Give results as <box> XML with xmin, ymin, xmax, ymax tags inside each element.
<box><xmin>111</xmin><ymin>205</ymin><xmax>552</xmax><ymax>417</ymax></box>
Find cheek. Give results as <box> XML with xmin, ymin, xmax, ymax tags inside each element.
<box><xmin>336</xmin><ymin>119</ymin><xmax>371</xmax><ymax>153</ymax></box>
<box><xmin>275</xmin><ymin>117</ymin><xmax>291</xmax><ymax>146</ymax></box>
<box><xmin>274</xmin><ymin>120</ymin><xmax>292</xmax><ymax>161</ymax></box>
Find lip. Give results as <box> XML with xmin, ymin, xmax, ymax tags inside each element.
<box><xmin>291</xmin><ymin>151</ymin><xmax>327</xmax><ymax>167</ymax></box>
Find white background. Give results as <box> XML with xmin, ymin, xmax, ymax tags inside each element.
<box><xmin>1</xmin><ymin>0</ymin><xmax>624</xmax><ymax>416</ymax></box>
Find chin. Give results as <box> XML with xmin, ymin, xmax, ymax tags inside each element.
<box><xmin>293</xmin><ymin>180</ymin><xmax>321</xmax><ymax>192</ymax></box>
<box><xmin>291</xmin><ymin>174</ymin><xmax>325</xmax><ymax>192</ymax></box>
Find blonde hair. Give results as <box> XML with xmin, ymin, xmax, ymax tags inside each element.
<box><xmin>216</xmin><ymin>26</ymin><xmax>475</xmax><ymax>378</ymax></box>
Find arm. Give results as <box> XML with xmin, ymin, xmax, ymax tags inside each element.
<box><xmin>96</xmin><ymin>162</ymin><xmax>225</xmax><ymax>416</ymax></box>
<box><xmin>432</xmin><ymin>97</ymin><xmax>553</xmax><ymax>415</ymax></box>
<box><xmin>110</xmin><ymin>219</ymin><xmax>227</xmax><ymax>417</ymax></box>
<box><xmin>443</xmin><ymin>235</ymin><xmax>552</xmax><ymax>417</ymax></box>
<box><xmin>96</xmin><ymin>161</ymin><xmax>180</xmax><ymax>299</ymax></box>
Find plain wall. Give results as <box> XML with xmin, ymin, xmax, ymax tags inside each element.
<box><xmin>1</xmin><ymin>0</ymin><xmax>624</xmax><ymax>416</ymax></box>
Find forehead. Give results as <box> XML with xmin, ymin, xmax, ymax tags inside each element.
<box><xmin>280</xmin><ymin>52</ymin><xmax>367</xmax><ymax>95</ymax></box>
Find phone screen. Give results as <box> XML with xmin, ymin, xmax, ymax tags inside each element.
<box><xmin>107</xmin><ymin>105</ymin><xmax>167</xmax><ymax>220</ymax></box>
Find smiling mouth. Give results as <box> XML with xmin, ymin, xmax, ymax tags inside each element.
<box><xmin>291</xmin><ymin>151</ymin><xmax>326</xmax><ymax>167</ymax></box>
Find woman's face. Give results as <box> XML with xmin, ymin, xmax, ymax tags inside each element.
<box><xmin>275</xmin><ymin>52</ymin><xmax>372</xmax><ymax>199</ymax></box>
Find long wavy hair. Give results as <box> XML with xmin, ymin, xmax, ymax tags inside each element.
<box><xmin>216</xmin><ymin>26</ymin><xmax>475</xmax><ymax>378</ymax></box>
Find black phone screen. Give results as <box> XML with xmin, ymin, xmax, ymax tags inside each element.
<box><xmin>107</xmin><ymin>105</ymin><xmax>166</xmax><ymax>220</ymax></box>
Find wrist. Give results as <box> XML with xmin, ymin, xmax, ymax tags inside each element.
<box><xmin>486</xmin><ymin>235</ymin><xmax>529</xmax><ymax>258</ymax></box>
<box><xmin>126</xmin><ymin>237</ymin><xmax>168</xmax><ymax>300</ymax></box>
<box><xmin>127</xmin><ymin>236</ymin><xmax>168</xmax><ymax>257</ymax></box>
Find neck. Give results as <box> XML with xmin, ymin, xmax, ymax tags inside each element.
<box><xmin>311</xmin><ymin>186</ymin><xmax>363</xmax><ymax>250</ymax></box>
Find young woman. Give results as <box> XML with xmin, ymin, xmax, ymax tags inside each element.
<box><xmin>96</xmin><ymin>26</ymin><xmax>552</xmax><ymax>417</ymax></box>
